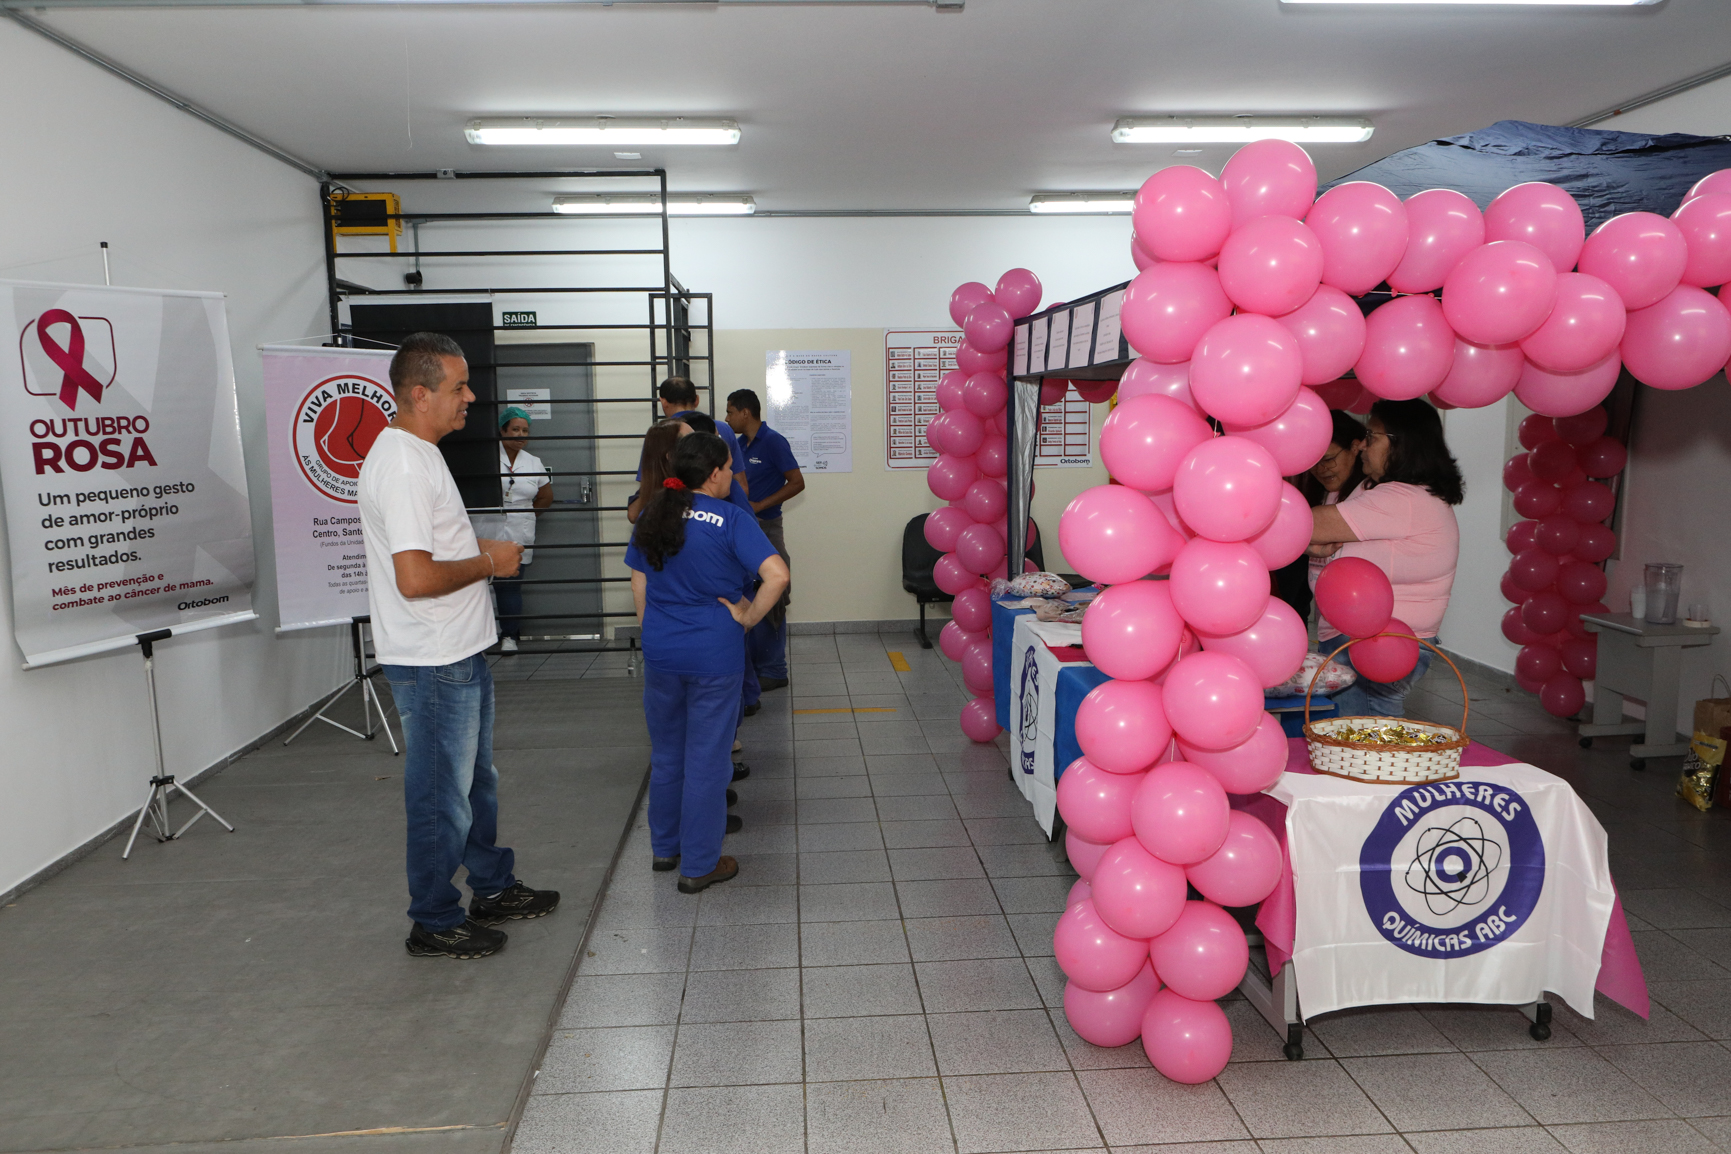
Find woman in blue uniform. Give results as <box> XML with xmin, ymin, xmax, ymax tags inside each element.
<box><xmin>627</xmin><ymin>432</ymin><xmax>790</xmax><ymax>893</ymax></box>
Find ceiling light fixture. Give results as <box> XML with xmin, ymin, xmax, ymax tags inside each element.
<box><xmin>1028</xmin><ymin>193</ymin><xmax>1136</xmax><ymax>215</ymax></box>
<box><xmin>467</xmin><ymin>117</ymin><xmax>741</xmax><ymax>147</ymax></box>
<box><xmin>552</xmin><ymin>194</ymin><xmax>756</xmax><ymax>216</ymax></box>
<box><xmin>1113</xmin><ymin>116</ymin><xmax>1374</xmax><ymax>144</ymax></box>
<box><xmin>1282</xmin><ymin>0</ymin><xmax>1654</xmax><ymax>5</ymax></box>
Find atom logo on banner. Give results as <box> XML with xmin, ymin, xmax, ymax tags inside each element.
<box><xmin>293</xmin><ymin>374</ymin><xmax>396</xmax><ymax>503</ymax></box>
<box><xmin>19</xmin><ymin>309</ymin><xmax>116</xmax><ymax>410</ymax></box>
<box><xmin>1359</xmin><ymin>780</ymin><xmax>1545</xmax><ymax>959</ymax></box>
<box><xmin>1017</xmin><ymin>644</ymin><xmax>1040</xmax><ymax>776</ymax></box>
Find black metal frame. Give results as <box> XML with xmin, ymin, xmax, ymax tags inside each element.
<box><xmin>320</xmin><ymin>170</ymin><xmax>715</xmax><ymax>643</ymax></box>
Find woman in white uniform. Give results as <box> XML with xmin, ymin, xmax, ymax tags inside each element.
<box><xmin>472</xmin><ymin>407</ymin><xmax>552</xmax><ymax>652</ymax></box>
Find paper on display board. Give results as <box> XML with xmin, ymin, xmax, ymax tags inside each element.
<box><xmin>260</xmin><ymin>344</ymin><xmax>396</xmax><ymax>633</ymax></box>
<box><xmin>1094</xmin><ymin>291</ymin><xmax>1124</xmax><ymax>363</ymax></box>
<box><xmin>1048</xmin><ymin>310</ymin><xmax>1071</xmax><ymax>373</ymax></box>
<box><xmin>1068</xmin><ymin>302</ymin><xmax>1097</xmax><ymax>370</ymax></box>
<box><xmin>0</xmin><ymin>280</ymin><xmax>258</xmax><ymax>668</ymax></box>
<box><xmin>765</xmin><ymin>350</ymin><xmax>852</xmax><ymax>474</ymax></box>
<box><xmin>884</xmin><ymin>330</ymin><xmax>957</xmax><ymax>470</ymax></box>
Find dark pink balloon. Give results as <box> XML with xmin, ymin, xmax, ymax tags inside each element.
<box><xmin>1275</xmin><ymin>284</ymin><xmax>1367</xmax><ymax>386</ymax></box>
<box><xmin>975</xmin><ymin>435</ymin><xmax>1008</xmax><ymax>479</ymax></box>
<box><xmin>1558</xmin><ymin>559</ymin><xmax>1608</xmax><ymax>605</ymax></box>
<box><xmin>1506</xmin><ymin>518</ymin><xmax>1539</xmax><ymax>553</ymax></box>
<box><xmin>1578</xmin><ymin>211</ymin><xmax>1687</xmax><ymax>311</ymax></box>
<box><xmin>1578</xmin><ymin>436</ymin><xmax>1627</xmax><ymax>478</ymax></box>
<box><xmin>1389</xmin><ymin>188</ymin><xmax>1485</xmax><ymax>294</ymax></box>
<box><xmin>1519</xmin><ymin>273</ymin><xmax>1627</xmax><ymax>372</ymax></box>
<box><xmin>1514</xmin><ymin>353</ymin><xmax>1622</xmax><ymax>420</ymax></box>
<box><xmin>1673</xmin><ymin>191</ymin><xmax>1731</xmax><ymax>288</ymax></box>
<box><xmin>955</xmin><ymin>521</ymin><xmax>1006</xmax><ymax>575</ymax></box>
<box><xmin>1528</xmin><ymin>438</ymin><xmax>1577</xmax><ymax>483</ymax></box>
<box><xmin>1535</xmin><ymin>515</ymin><xmax>1580</xmax><ymax>557</ymax></box>
<box><xmin>1504</xmin><ymin>455</ymin><xmax>1538</xmax><ymax>493</ymax></box>
<box><xmin>1217</xmin><ymin>215</ymin><xmax>1325</xmax><ymax>317</ymax></box>
<box><xmin>1521</xmin><ymin>590</ymin><xmax>1571</xmax><ymax>636</ymax></box>
<box><xmin>1220</xmin><ymin>138</ymin><xmax>1318</xmax><ymax>227</ymax></box>
<box><xmin>1517</xmin><ymin>642</ymin><xmax>1562</xmax><ymax>684</ymax></box>
<box><xmin>1540</xmin><ymin>673</ymin><xmax>1586</xmax><ymax>719</ymax></box>
<box><xmin>1519</xmin><ymin>413</ymin><xmax>1560</xmax><ymax>449</ymax></box>
<box><xmin>1553</xmin><ymin>406</ymin><xmax>1607</xmax><ymax>445</ymax></box>
<box><xmin>1356</xmin><ymin>293</ymin><xmax>1457</xmax><ymax>400</ymax></box>
<box><xmin>1306</xmin><ymin>180</ymin><xmax>1410</xmax><ymax>295</ymax></box>
<box><xmin>1574</xmin><ymin>523</ymin><xmax>1616</xmax><ymax>563</ymax></box>
<box><xmin>1133</xmin><ymin>165</ymin><xmax>1233</xmax><ymax>263</ymax></box>
<box><xmin>1512</xmin><ymin>480</ymin><xmax>1563</xmax><ymax>519</ymax></box>
<box><xmin>1562</xmin><ymin>480</ymin><xmax>1615</xmax><ymax>523</ymax></box>
<box><xmin>1433</xmin><ymin>337</ymin><xmax>1524</xmax><ymax>409</ymax></box>
<box><xmin>963</xmin><ymin>477</ymin><xmax>1007</xmax><ymax>523</ymax></box>
<box><xmin>1121</xmin><ymin>262</ymin><xmax>1234</xmax><ymax>364</ymax></box>
<box><xmin>960</xmin><ymin>697</ymin><xmax>1001</xmax><ymax>741</ymax></box>
<box><xmin>1190</xmin><ymin>313</ymin><xmax>1304</xmax><ymax>426</ymax></box>
<box><xmin>952</xmin><ymin>585</ymin><xmax>992</xmax><ymax>633</ymax></box>
<box><xmin>1315</xmin><ymin>556</ymin><xmax>1393</xmax><ymax>638</ymax></box>
<box><xmin>1351</xmin><ymin>618</ymin><xmax>1421</xmax><ymax>683</ymax></box>
<box><xmin>937</xmin><ymin>553</ymin><xmax>983</xmax><ymax>599</ymax></box>
<box><xmin>1442</xmin><ymin>240</ymin><xmax>1559</xmax><ymax>346</ymax></box>
<box><xmin>1510</xmin><ymin>548</ymin><xmax>1560</xmax><ymax>593</ymax></box>
<box><xmin>949</xmin><ymin>282</ymin><xmax>992</xmax><ymax>328</ymax></box>
<box><xmin>1621</xmin><ymin>285</ymin><xmax>1731</xmax><ymax>391</ymax></box>
<box><xmin>1485</xmin><ymin>181</ymin><xmax>1585</xmax><ymax>273</ymax></box>
<box><xmin>1503</xmin><ymin>606</ymin><xmax>1540</xmax><ymax>645</ymax></box>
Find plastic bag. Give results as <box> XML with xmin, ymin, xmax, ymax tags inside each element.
<box><xmin>1269</xmin><ymin>651</ymin><xmax>1358</xmax><ymax>698</ymax></box>
<box><xmin>992</xmin><ymin>571</ymin><xmax>1072</xmax><ymax>599</ymax></box>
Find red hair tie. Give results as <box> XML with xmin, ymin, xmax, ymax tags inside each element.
<box><xmin>662</xmin><ymin>477</ymin><xmax>686</xmax><ymax>490</ymax></box>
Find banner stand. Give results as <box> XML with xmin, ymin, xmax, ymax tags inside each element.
<box><xmin>122</xmin><ymin>629</ymin><xmax>236</xmax><ymax>859</ymax></box>
<box><xmin>281</xmin><ymin>616</ymin><xmax>399</xmax><ymax>754</ymax></box>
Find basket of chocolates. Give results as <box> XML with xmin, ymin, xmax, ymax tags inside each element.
<box><xmin>1303</xmin><ymin>635</ymin><xmax>1468</xmax><ymax>784</ymax></box>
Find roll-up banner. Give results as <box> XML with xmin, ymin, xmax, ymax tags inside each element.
<box><xmin>0</xmin><ymin>281</ymin><xmax>257</xmax><ymax>668</ymax></box>
<box><xmin>259</xmin><ymin>344</ymin><xmax>396</xmax><ymax>633</ymax></box>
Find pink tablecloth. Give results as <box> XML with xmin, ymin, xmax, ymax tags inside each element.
<box><xmin>1238</xmin><ymin>738</ymin><xmax>1649</xmax><ymax>1018</ymax></box>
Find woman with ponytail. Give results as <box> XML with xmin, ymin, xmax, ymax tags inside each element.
<box><xmin>627</xmin><ymin>432</ymin><xmax>790</xmax><ymax>893</ymax></box>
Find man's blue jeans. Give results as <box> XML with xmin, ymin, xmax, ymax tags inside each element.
<box><xmin>749</xmin><ymin>616</ymin><xmax>789</xmax><ymax>681</ymax></box>
<box><xmin>1325</xmin><ymin>637</ymin><xmax>1437</xmax><ymax>719</ymax></box>
<box><xmin>385</xmin><ymin>653</ymin><xmax>516</xmax><ymax>929</ymax></box>
<box><xmin>645</xmin><ymin>664</ymin><xmax>741</xmax><ymax>879</ymax></box>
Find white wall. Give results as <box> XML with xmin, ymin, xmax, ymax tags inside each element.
<box><xmin>1438</xmin><ymin>396</ymin><xmax>1522</xmax><ymax>674</ymax></box>
<box><xmin>0</xmin><ymin>23</ymin><xmax>339</xmax><ymax>895</ymax></box>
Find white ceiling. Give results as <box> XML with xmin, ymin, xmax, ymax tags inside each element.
<box><xmin>27</xmin><ymin>0</ymin><xmax>1731</xmax><ymax>210</ymax></box>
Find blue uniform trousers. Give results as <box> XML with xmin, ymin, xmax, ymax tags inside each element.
<box><xmin>645</xmin><ymin>663</ymin><xmax>743</xmax><ymax>878</ymax></box>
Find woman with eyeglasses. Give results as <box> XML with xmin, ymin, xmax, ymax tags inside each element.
<box><xmin>1309</xmin><ymin>399</ymin><xmax>1464</xmax><ymax>718</ymax></box>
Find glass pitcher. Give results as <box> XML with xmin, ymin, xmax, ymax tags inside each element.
<box><xmin>1644</xmin><ymin>563</ymin><xmax>1684</xmax><ymax>626</ymax></box>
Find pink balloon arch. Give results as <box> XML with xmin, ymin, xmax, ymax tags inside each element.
<box><xmin>923</xmin><ymin>143</ymin><xmax>1731</xmax><ymax>1086</ymax></box>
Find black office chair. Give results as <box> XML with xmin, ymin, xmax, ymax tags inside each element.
<box><xmin>902</xmin><ymin>514</ymin><xmax>1051</xmax><ymax>649</ymax></box>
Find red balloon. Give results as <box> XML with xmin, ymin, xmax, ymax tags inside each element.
<box><xmin>1502</xmin><ymin>606</ymin><xmax>1541</xmax><ymax>646</ymax></box>
<box><xmin>1566</xmin><ymin>601</ymin><xmax>1609</xmax><ymax>640</ymax></box>
<box><xmin>1506</xmin><ymin>519</ymin><xmax>1539</xmax><ymax>555</ymax></box>
<box><xmin>1314</xmin><ymin>378</ymin><xmax>1362</xmax><ymax>410</ymax></box>
<box><xmin>1528</xmin><ymin>439</ymin><xmax>1577</xmax><ymax>483</ymax></box>
<box><xmin>1503</xmin><ymin>454</ymin><xmax>1538</xmax><ymax>493</ymax></box>
<box><xmin>1578</xmin><ymin>436</ymin><xmax>1627</xmax><ymax>479</ymax></box>
<box><xmin>1515</xmin><ymin>667</ymin><xmax>1546</xmax><ymax>694</ymax></box>
<box><xmin>1315</xmin><ymin>556</ymin><xmax>1394</xmax><ymax>638</ymax></box>
<box><xmin>1553</xmin><ymin>406</ymin><xmax>1608</xmax><ymax>445</ymax></box>
<box><xmin>1557</xmin><ymin>560</ymin><xmax>1609</xmax><ymax>605</ymax></box>
<box><xmin>1534</xmin><ymin>515</ymin><xmax>1580</xmax><ymax>557</ymax></box>
<box><xmin>1562</xmin><ymin>480</ymin><xmax>1615</xmax><ymax>523</ymax></box>
<box><xmin>1516</xmin><ymin>643</ymin><xmax>1562</xmax><ymax>684</ymax></box>
<box><xmin>1561</xmin><ymin>636</ymin><xmax>1598</xmax><ymax>680</ymax></box>
<box><xmin>1518</xmin><ymin>413</ymin><xmax>1560</xmax><ymax>450</ymax></box>
<box><xmin>1540</xmin><ymin>673</ymin><xmax>1586</xmax><ymax>719</ymax></box>
<box><xmin>1510</xmin><ymin>548</ymin><xmax>1560</xmax><ymax>593</ymax></box>
<box><xmin>1521</xmin><ymin>591</ymin><xmax>1571</xmax><ymax>636</ymax></box>
<box><xmin>1513</xmin><ymin>482</ymin><xmax>1562</xmax><ymax>519</ymax></box>
<box><xmin>1353</xmin><ymin>620</ymin><xmax>1421</xmax><ymax>682</ymax></box>
<box><xmin>1500</xmin><ymin>572</ymin><xmax>1526</xmax><ymax>607</ymax></box>
<box><xmin>1573</xmin><ymin>523</ymin><xmax>1617</xmax><ymax>564</ymax></box>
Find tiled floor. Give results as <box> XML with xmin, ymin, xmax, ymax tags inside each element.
<box><xmin>515</xmin><ymin>631</ymin><xmax>1731</xmax><ymax>1154</ymax></box>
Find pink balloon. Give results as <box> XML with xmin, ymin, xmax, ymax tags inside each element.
<box><xmin>1092</xmin><ymin>836</ymin><xmax>1189</xmax><ymax>939</ymax></box>
<box><xmin>1432</xmin><ymin>337</ymin><xmax>1524</xmax><ymax>409</ymax></box>
<box><xmin>1057</xmin><ymin>758</ymin><xmax>1143</xmax><ymax>845</ymax></box>
<box><xmin>1098</xmin><ymin>394</ymin><xmax>1214</xmax><ymax>493</ymax></box>
<box><xmin>1179</xmin><ymin>711</ymin><xmax>1288</xmax><ymax>794</ymax></box>
<box><xmin>1672</xmin><ymin>191</ymin><xmax>1731</xmax><ymax>288</ymax></box>
<box><xmin>1197</xmin><ymin>597</ymin><xmax>1308</xmax><ymax>690</ymax></box>
<box><xmin>1076</xmin><ymin>678</ymin><xmax>1173</xmax><ymax>775</ymax></box>
<box><xmin>1168</xmin><ymin>538</ymin><xmax>1270</xmax><ymax>637</ymax></box>
<box><xmin>975</xmin><ymin>435</ymin><xmax>1008</xmax><ymax>479</ymax></box>
<box><xmin>1133</xmin><ymin>165</ymin><xmax>1233</xmax><ymax>263</ymax></box>
<box><xmin>961</xmin><ymin>372</ymin><xmax>1008</xmax><ymax>418</ymax></box>
<box><xmin>1068</xmin><ymin>878</ymin><xmax>1092</xmax><ymax>906</ymax></box>
<box><xmin>1578</xmin><ymin>211</ymin><xmax>1687</xmax><ymax>311</ymax></box>
<box><xmin>954</xmin><ymin>342</ymin><xmax>1006</xmax><ymax>376</ymax></box>
<box><xmin>952</xmin><ymin>585</ymin><xmax>992</xmax><ymax>633</ymax></box>
<box><xmin>1513</xmin><ymin>353</ymin><xmax>1622</xmax><ymax>419</ymax></box>
<box><xmin>1356</xmin><ymin>293</ymin><xmax>1457</xmax><ymax>401</ymax></box>
<box><xmin>1190</xmin><ymin>314</ymin><xmax>1304</xmax><ymax>426</ymax></box>
<box><xmin>1131</xmin><ymin>235</ymin><xmax>1156</xmax><ymax>272</ymax></box>
<box><xmin>955</xmin><ymin>521</ymin><xmax>1006</xmax><ymax>575</ymax></box>
<box><xmin>1066</xmin><ymin>831</ymin><xmax>1112</xmax><ymax>881</ymax></box>
<box><xmin>1390</xmin><ymin>188</ymin><xmax>1485</xmax><ymax>294</ymax></box>
<box><xmin>1059</xmin><ymin>485</ymin><xmax>1183</xmax><ymax>586</ymax></box>
<box><xmin>1159</xmin><ymin>653</ymin><xmax>1263</xmax><ymax>753</ymax></box>
<box><xmin>1442</xmin><ymin>240</ymin><xmax>1559</xmax><ymax>346</ymax></box>
<box><xmin>1687</xmin><ymin>170</ymin><xmax>1731</xmax><ymax>202</ymax></box>
<box><xmin>1245</xmin><ymin>482</ymin><xmax>1314</xmax><ymax>571</ymax></box>
<box><xmin>959</xmin><ymin>696</ymin><xmax>1002</xmax><ymax>742</ymax></box>
<box><xmin>1351</xmin><ymin>618</ymin><xmax>1421</xmax><ymax>683</ymax></box>
<box><xmin>960</xmin><ymin>637</ymin><xmax>995</xmax><ymax>694</ymax></box>
<box><xmin>1276</xmin><ymin>284</ymin><xmax>1368</xmax><ymax>386</ymax></box>
<box><xmin>936</xmin><ymin>553</ymin><xmax>983</xmax><ymax>598</ymax></box>
<box><xmin>1172</xmin><ymin>436</ymin><xmax>1282</xmax><ymax>543</ymax></box>
<box><xmin>1147</xmin><ymin>489</ymin><xmax>1195</xmax><ymax>544</ymax></box>
<box><xmin>950</xmin><ymin>282</ymin><xmax>993</xmax><ymax>328</ymax></box>
<box><xmin>1225</xmin><ymin>389</ymin><xmax>1329</xmax><ymax>478</ymax></box>
<box><xmin>1346</xmin><ymin>386</ymin><xmax>1375</xmax><ymax>415</ymax></box>
<box><xmin>922</xmin><ymin>505</ymin><xmax>970</xmax><ymax>553</ymax></box>
<box><xmin>1306</xmin><ymin>181</ymin><xmax>1410</xmax><ymax>295</ymax></box>
<box><xmin>949</xmin><ymin>408</ymin><xmax>988</xmax><ymax>457</ymax></box>
<box><xmin>1053</xmin><ymin>897</ymin><xmax>1151</xmax><ymax>993</ymax></box>
<box><xmin>1217</xmin><ymin>215</ymin><xmax>1325</xmax><ymax>317</ymax></box>
<box><xmin>1315</xmin><ymin>555</ymin><xmax>1393</xmax><ymax>638</ymax></box>
<box><xmin>1130</xmin><ymin>761</ymin><xmax>1230</xmax><ymax>866</ymax></box>
<box><xmin>994</xmin><ymin>268</ymin><xmax>1043</xmax><ymax>318</ymax></box>
<box><xmin>936</xmin><ymin>369</ymin><xmax>968</xmax><ymax>411</ymax></box>
<box><xmin>1149</xmin><ymin>900</ymin><xmax>1250</xmax><ymax>1002</ymax></box>
<box><xmin>938</xmin><ymin>620</ymin><xmax>972</xmax><ymax>662</ymax></box>
<box><xmin>1121</xmin><ymin>262</ymin><xmax>1234</xmax><ymax>364</ymax></box>
<box><xmin>964</xmin><ymin>301</ymin><xmax>1014</xmax><ymax>354</ymax></box>
<box><xmin>1485</xmin><ymin>181</ymin><xmax>1585</xmax><ymax>273</ymax></box>
<box><xmin>1141</xmin><ymin>988</ymin><xmax>1233</xmax><ymax>1084</ymax></box>
<box><xmin>1578</xmin><ymin>436</ymin><xmax>1627</xmax><ymax>479</ymax></box>
<box><xmin>1082</xmin><ymin>580</ymin><xmax>1185</xmax><ymax>683</ymax></box>
<box><xmin>1064</xmin><ymin>963</ymin><xmax>1162</xmax><ymax>1049</ymax></box>
<box><xmin>1220</xmin><ymin>138</ymin><xmax>1318</xmax><ymax>227</ymax></box>
<box><xmin>1621</xmin><ymin>285</ymin><xmax>1731</xmax><ymax>390</ymax></box>
<box><xmin>963</xmin><ymin>478</ymin><xmax>1007</xmax><ymax>524</ymax></box>
<box><xmin>1520</xmin><ymin>273</ymin><xmax>1627</xmax><ymax>373</ymax></box>
<box><xmin>1117</xmin><ymin>358</ymin><xmax>1198</xmax><ymax>410</ymax></box>
<box><xmin>1186</xmin><ymin>811</ymin><xmax>1282</xmax><ymax>907</ymax></box>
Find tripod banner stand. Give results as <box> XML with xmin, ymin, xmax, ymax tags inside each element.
<box><xmin>0</xmin><ymin>281</ymin><xmax>258</xmax><ymax>668</ymax></box>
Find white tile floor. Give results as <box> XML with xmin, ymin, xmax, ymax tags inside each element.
<box><xmin>513</xmin><ymin>631</ymin><xmax>1731</xmax><ymax>1154</ymax></box>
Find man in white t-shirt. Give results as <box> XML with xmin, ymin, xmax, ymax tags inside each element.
<box><xmin>360</xmin><ymin>332</ymin><xmax>559</xmax><ymax>960</ymax></box>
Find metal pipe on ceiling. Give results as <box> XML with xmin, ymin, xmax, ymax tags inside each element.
<box><xmin>5</xmin><ymin>0</ymin><xmax>963</xmax><ymax>8</ymax></box>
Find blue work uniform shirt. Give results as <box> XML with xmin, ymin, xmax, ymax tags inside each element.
<box><xmin>626</xmin><ymin>493</ymin><xmax>777</xmax><ymax>676</ymax></box>
<box><xmin>740</xmin><ymin>424</ymin><xmax>799</xmax><ymax>520</ymax></box>
<box><xmin>673</xmin><ymin>410</ymin><xmax>755</xmax><ymax>517</ymax></box>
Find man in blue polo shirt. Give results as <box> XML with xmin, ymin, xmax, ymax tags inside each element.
<box><xmin>725</xmin><ymin>388</ymin><xmax>804</xmax><ymax>690</ymax></box>
<box><xmin>658</xmin><ymin>377</ymin><xmax>750</xmax><ymax>510</ymax></box>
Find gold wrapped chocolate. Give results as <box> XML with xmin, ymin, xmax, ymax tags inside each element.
<box><xmin>1334</xmin><ymin>724</ymin><xmax>1451</xmax><ymax>747</ymax></box>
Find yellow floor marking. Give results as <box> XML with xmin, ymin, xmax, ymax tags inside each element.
<box><xmin>886</xmin><ymin>651</ymin><xmax>912</xmax><ymax>672</ymax></box>
<box><xmin>793</xmin><ymin>707</ymin><xmax>899</xmax><ymax>714</ymax></box>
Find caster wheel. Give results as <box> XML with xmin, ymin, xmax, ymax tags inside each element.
<box><xmin>1631</xmin><ymin>758</ymin><xmax>1647</xmax><ymax>771</ymax></box>
<box><xmin>1283</xmin><ymin>1041</ymin><xmax>1304</xmax><ymax>1060</ymax></box>
<box><xmin>1578</xmin><ymin>737</ymin><xmax>1592</xmax><ymax>749</ymax></box>
<box><xmin>1529</xmin><ymin>1022</ymin><xmax>1551</xmax><ymax>1041</ymax></box>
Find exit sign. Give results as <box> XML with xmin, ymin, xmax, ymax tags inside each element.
<box><xmin>502</xmin><ymin>311</ymin><xmax>537</xmax><ymax>328</ymax></box>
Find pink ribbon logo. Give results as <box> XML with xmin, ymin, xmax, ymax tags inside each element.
<box><xmin>38</xmin><ymin>309</ymin><xmax>105</xmax><ymax>409</ymax></box>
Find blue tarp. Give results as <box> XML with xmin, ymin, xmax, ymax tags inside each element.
<box><xmin>1325</xmin><ymin>120</ymin><xmax>1731</xmax><ymax>230</ymax></box>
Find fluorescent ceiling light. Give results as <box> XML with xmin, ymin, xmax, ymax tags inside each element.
<box><xmin>1029</xmin><ymin>193</ymin><xmax>1136</xmax><ymax>214</ymax></box>
<box><xmin>1113</xmin><ymin>116</ymin><xmax>1374</xmax><ymax>144</ymax></box>
<box><xmin>467</xmin><ymin>117</ymin><xmax>741</xmax><ymax>146</ymax></box>
<box><xmin>1282</xmin><ymin>0</ymin><xmax>1655</xmax><ymax>5</ymax></box>
<box><xmin>552</xmin><ymin>194</ymin><xmax>756</xmax><ymax>216</ymax></box>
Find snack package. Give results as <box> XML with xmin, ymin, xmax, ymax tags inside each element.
<box><xmin>992</xmin><ymin>571</ymin><xmax>1072</xmax><ymax>599</ymax></box>
<box><xmin>1679</xmin><ymin>677</ymin><xmax>1731</xmax><ymax>812</ymax></box>
<box><xmin>1270</xmin><ymin>651</ymin><xmax>1358</xmax><ymax>698</ymax></box>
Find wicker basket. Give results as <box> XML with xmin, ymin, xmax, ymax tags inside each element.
<box><xmin>1302</xmin><ymin>635</ymin><xmax>1468</xmax><ymax>785</ymax></box>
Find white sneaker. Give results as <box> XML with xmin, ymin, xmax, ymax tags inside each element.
<box><xmin>501</xmin><ymin>637</ymin><xmax>518</xmax><ymax>653</ymax></box>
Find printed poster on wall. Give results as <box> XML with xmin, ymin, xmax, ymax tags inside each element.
<box><xmin>884</xmin><ymin>330</ymin><xmax>957</xmax><ymax>469</ymax></box>
<box><xmin>765</xmin><ymin>350</ymin><xmax>852</xmax><ymax>474</ymax></box>
<box><xmin>0</xmin><ymin>280</ymin><xmax>257</xmax><ymax>668</ymax></box>
<box><xmin>260</xmin><ymin>344</ymin><xmax>396</xmax><ymax>632</ymax></box>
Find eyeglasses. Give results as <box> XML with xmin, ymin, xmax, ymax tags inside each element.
<box><xmin>1318</xmin><ymin>447</ymin><xmax>1351</xmax><ymax>467</ymax></box>
<box><xmin>1368</xmin><ymin>430</ymin><xmax>1396</xmax><ymax>442</ymax></box>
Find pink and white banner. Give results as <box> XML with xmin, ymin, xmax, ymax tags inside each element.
<box><xmin>259</xmin><ymin>344</ymin><xmax>396</xmax><ymax>633</ymax></box>
<box><xmin>0</xmin><ymin>280</ymin><xmax>257</xmax><ymax>668</ymax></box>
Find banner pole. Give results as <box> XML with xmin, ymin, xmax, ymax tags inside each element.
<box><xmin>121</xmin><ymin>629</ymin><xmax>236</xmax><ymax>860</ymax></box>
<box><xmin>281</xmin><ymin>616</ymin><xmax>399</xmax><ymax>753</ymax></box>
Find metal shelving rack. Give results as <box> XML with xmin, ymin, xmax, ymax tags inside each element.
<box><xmin>319</xmin><ymin>169</ymin><xmax>714</xmax><ymax>647</ymax></box>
